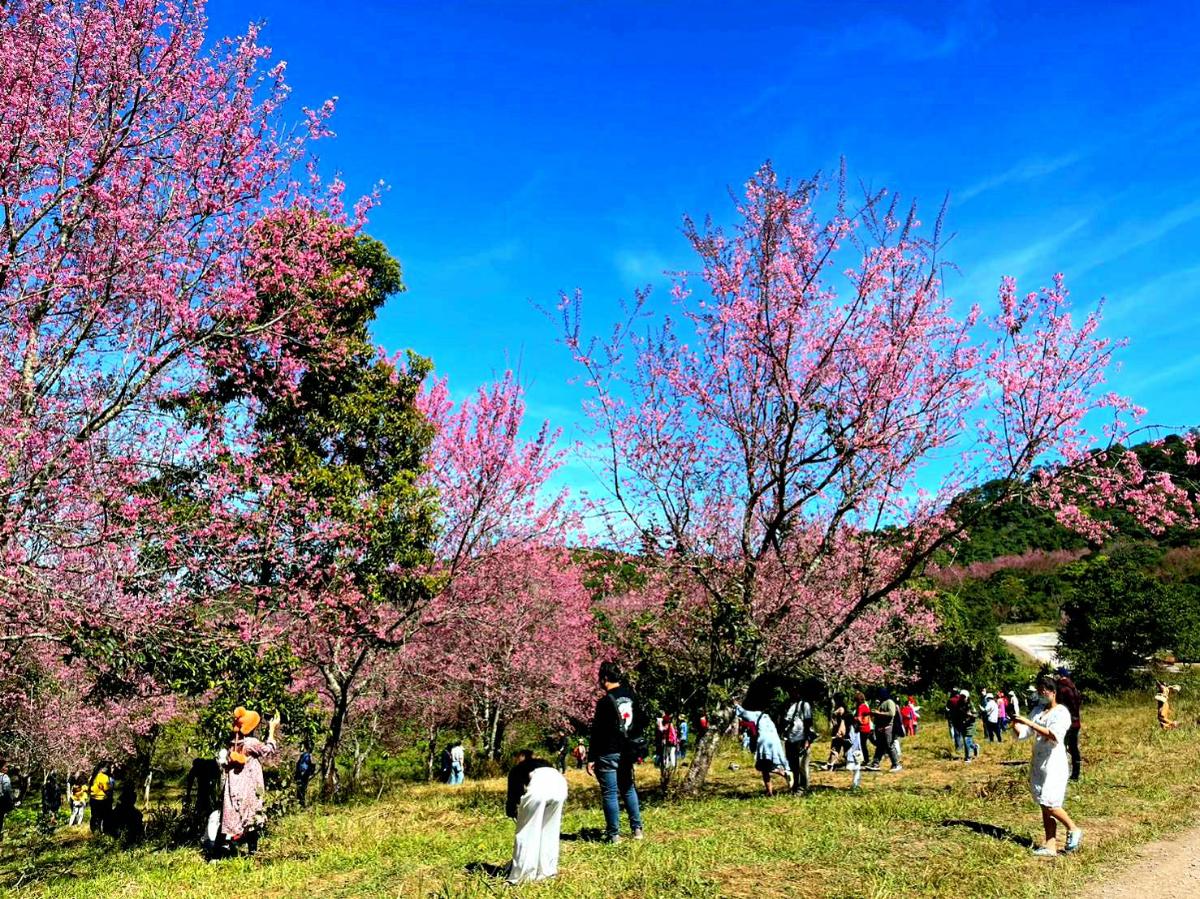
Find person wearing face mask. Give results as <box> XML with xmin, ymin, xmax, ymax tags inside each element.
<box><xmin>1011</xmin><ymin>674</ymin><xmax>1083</xmax><ymax>857</ymax></box>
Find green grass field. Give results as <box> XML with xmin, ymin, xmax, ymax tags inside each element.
<box><xmin>4</xmin><ymin>687</ymin><xmax>1198</xmax><ymax>898</ymax></box>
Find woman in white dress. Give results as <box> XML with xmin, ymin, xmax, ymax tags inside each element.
<box><xmin>1012</xmin><ymin>674</ymin><xmax>1083</xmax><ymax>857</ymax></box>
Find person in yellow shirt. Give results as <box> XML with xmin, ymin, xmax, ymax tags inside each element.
<box><xmin>69</xmin><ymin>773</ymin><xmax>88</xmax><ymax>827</ymax></box>
<box><xmin>88</xmin><ymin>763</ymin><xmax>113</xmax><ymax>835</ymax></box>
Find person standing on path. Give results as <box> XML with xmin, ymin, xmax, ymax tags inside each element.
<box><xmin>1012</xmin><ymin>674</ymin><xmax>1083</xmax><ymax>857</ymax></box>
<box><xmin>586</xmin><ymin>662</ymin><xmax>644</xmax><ymax>844</ymax></box>
<box><xmin>505</xmin><ymin>749</ymin><xmax>568</xmax><ymax>884</ymax></box>
<box><xmin>1056</xmin><ymin>675</ymin><xmax>1083</xmax><ymax>781</ymax></box>
<box><xmin>782</xmin><ymin>687</ymin><xmax>815</xmax><ymax>794</ymax></box>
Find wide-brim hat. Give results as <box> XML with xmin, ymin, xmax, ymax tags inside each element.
<box><xmin>1154</xmin><ymin>693</ymin><xmax>1169</xmax><ymax>703</ymax></box>
<box><xmin>233</xmin><ymin>706</ymin><xmax>261</xmax><ymax>736</ymax></box>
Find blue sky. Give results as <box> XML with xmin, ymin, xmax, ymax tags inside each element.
<box><xmin>209</xmin><ymin>0</ymin><xmax>1200</xmax><ymax>493</ymax></box>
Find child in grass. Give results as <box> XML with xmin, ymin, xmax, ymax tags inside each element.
<box><xmin>1012</xmin><ymin>674</ymin><xmax>1082</xmax><ymax>857</ymax></box>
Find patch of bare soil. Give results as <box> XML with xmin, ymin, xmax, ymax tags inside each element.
<box><xmin>1080</xmin><ymin>824</ymin><xmax>1200</xmax><ymax>899</ymax></box>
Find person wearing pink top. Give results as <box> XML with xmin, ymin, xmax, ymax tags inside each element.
<box><xmin>218</xmin><ymin>706</ymin><xmax>280</xmax><ymax>856</ymax></box>
<box><xmin>996</xmin><ymin>691</ymin><xmax>1010</xmax><ymax>738</ymax></box>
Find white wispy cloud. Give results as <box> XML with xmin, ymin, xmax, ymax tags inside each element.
<box><xmin>956</xmin><ymin>153</ymin><xmax>1083</xmax><ymax>204</ymax></box>
<box><xmin>614</xmin><ymin>248</ymin><xmax>676</xmax><ymax>285</ymax></box>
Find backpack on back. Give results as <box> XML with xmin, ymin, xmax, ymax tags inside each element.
<box><xmin>610</xmin><ymin>692</ymin><xmax>647</xmax><ymax>757</ymax></box>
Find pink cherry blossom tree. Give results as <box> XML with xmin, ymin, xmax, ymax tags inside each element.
<box><xmin>0</xmin><ymin>0</ymin><xmax>356</xmax><ymax>671</ymax></box>
<box><xmin>558</xmin><ymin>162</ymin><xmax>1197</xmax><ymax>793</ymax></box>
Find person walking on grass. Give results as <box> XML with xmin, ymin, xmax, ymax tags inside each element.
<box><xmin>1056</xmin><ymin>675</ymin><xmax>1083</xmax><ymax>781</ymax></box>
<box><xmin>734</xmin><ymin>702</ymin><xmax>792</xmax><ymax>796</ymax></box>
<box><xmin>997</xmin><ymin>691</ymin><xmax>1009</xmax><ymax>738</ymax></box>
<box><xmin>782</xmin><ymin>686</ymin><xmax>815</xmax><ymax>794</ymax></box>
<box><xmin>954</xmin><ymin>690</ymin><xmax>979</xmax><ymax>762</ymax></box>
<box><xmin>824</xmin><ymin>694</ymin><xmax>853</xmax><ymax>770</ymax></box>
<box><xmin>586</xmin><ymin>662</ymin><xmax>644</xmax><ymax>844</ymax></box>
<box><xmin>505</xmin><ymin>748</ymin><xmax>568</xmax><ymax>884</ymax></box>
<box><xmin>854</xmin><ymin>690</ymin><xmax>874</xmax><ymax>764</ymax></box>
<box><xmin>866</xmin><ymin>688</ymin><xmax>902</xmax><ymax>772</ymax></box>
<box><xmin>1012</xmin><ymin>674</ymin><xmax>1083</xmax><ymax>857</ymax></box>
<box><xmin>946</xmin><ymin>690</ymin><xmax>963</xmax><ymax>752</ymax></box>
<box><xmin>678</xmin><ymin>717</ymin><xmax>689</xmax><ymax>761</ymax></box>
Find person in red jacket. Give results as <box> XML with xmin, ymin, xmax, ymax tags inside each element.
<box><xmin>900</xmin><ymin>697</ymin><xmax>918</xmax><ymax>737</ymax></box>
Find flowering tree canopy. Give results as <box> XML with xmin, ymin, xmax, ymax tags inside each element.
<box><xmin>559</xmin><ymin>162</ymin><xmax>1197</xmax><ymax>792</ymax></box>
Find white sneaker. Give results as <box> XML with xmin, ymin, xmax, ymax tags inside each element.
<box><xmin>1064</xmin><ymin>829</ymin><xmax>1083</xmax><ymax>852</ymax></box>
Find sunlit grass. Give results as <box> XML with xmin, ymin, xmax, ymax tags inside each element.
<box><xmin>3</xmin><ymin>684</ymin><xmax>1198</xmax><ymax>898</ymax></box>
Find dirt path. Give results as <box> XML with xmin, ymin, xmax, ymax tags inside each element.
<box><xmin>1000</xmin><ymin>631</ymin><xmax>1062</xmax><ymax>667</ymax></box>
<box><xmin>1080</xmin><ymin>824</ymin><xmax>1200</xmax><ymax>898</ymax></box>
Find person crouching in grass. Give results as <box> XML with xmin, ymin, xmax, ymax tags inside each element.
<box><xmin>1012</xmin><ymin>674</ymin><xmax>1083</xmax><ymax>857</ymax></box>
<box><xmin>505</xmin><ymin>749</ymin><xmax>568</xmax><ymax>885</ymax></box>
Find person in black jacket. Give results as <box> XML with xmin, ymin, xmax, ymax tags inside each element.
<box><xmin>585</xmin><ymin>661</ymin><xmax>644</xmax><ymax>843</ymax></box>
<box><xmin>504</xmin><ymin>749</ymin><xmax>568</xmax><ymax>884</ymax></box>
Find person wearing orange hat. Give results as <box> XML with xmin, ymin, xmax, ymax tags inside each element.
<box><xmin>217</xmin><ymin>706</ymin><xmax>280</xmax><ymax>856</ymax></box>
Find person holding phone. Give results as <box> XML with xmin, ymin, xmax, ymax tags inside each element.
<box><xmin>1011</xmin><ymin>674</ymin><xmax>1083</xmax><ymax>857</ymax></box>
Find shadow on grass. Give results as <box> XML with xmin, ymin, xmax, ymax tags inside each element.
<box><xmin>941</xmin><ymin>819</ymin><xmax>1035</xmax><ymax>848</ymax></box>
<box><xmin>464</xmin><ymin>861</ymin><xmax>509</xmax><ymax>878</ymax></box>
<box><xmin>561</xmin><ymin>827</ymin><xmax>607</xmax><ymax>842</ymax></box>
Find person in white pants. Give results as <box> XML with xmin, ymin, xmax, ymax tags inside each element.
<box><xmin>505</xmin><ymin>749</ymin><xmax>569</xmax><ymax>885</ymax></box>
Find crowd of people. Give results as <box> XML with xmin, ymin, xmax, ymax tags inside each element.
<box><xmin>5</xmin><ymin>663</ymin><xmax>1185</xmax><ymax>878</ymax></box>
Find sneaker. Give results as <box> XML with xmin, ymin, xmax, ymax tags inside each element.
<box><xmin>632</xmin><ymin>828</ymin><xmax>644</xmax><ymax>841</ymax></box>
<box><xmin>891</xmin><ymin>765</ymin><xmax>903</xmax><ymax>772</ymax></box>
<box><xmin>1064</xmin><ymin>829</ymin><xmax>1083</xmax><ymax>852</ymax></box>
<box><xmin>1031</xmin><ymin>846</ymin><xmax>1057</xmax><ymax>857</ymax></box>
<box><xmin>864</xmin><ymin>764</ymin><xmax>880</xmax><ymax>771</ymax></box>
<box><xmin>785</xmin><ymin>771</ymin><xmax>794</xmax><ymax>790</ymax></box>
<box><xmin>603</xmin><ymin>834</ymin><xmax>622</xmax><ymax>845</ymax></box>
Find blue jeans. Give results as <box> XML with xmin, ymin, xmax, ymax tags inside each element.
<box><xmin>594</xmin><ymin>753</ymin><xmax>642</xmax><ymax>839</ymax></box>
<box><xmin>449</xmin><ymin>765</ymin><xmax>464</xmax><ymax>785</ymax></box>
<box><xmin>962</xmin><ymin>733</ymin><xmax>978</xmax><ymax>760</ymax></box>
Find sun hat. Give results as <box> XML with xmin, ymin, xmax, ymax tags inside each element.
<box><xmin>233</xmin><ymin>706</ymin><xmax>261</xmax><ymax>736</ymax></box>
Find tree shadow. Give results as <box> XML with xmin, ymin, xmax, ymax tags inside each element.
<box><xmin>941</xmin><ymin>819</ymin><xmax>1035</xmax><ymax>848</ymax></box>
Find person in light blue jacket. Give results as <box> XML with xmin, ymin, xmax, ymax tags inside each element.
<box><xmin>734</xmin><ymin>704</ymin><xmax>792</xmax><ymax>796</ymax></box>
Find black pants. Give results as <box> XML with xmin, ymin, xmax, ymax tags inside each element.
<box><xmin>89</xmin><ymin>797</ymin><xmax>111</xmax><ymax>834</ymax></box>
<box><xmin>785</xmin><ymin>741</ymin><xmax>810</xmax><ymax>792</ymax></box>
<box><xmin>1065</xmin><ymin>727</ymin><xmax>1081</xmax><ymax>780</ymax></box>
<box><xmin>297</xmin><ymin>775</ymin><xmax>312</xmax><ymax>807</ymax></box>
